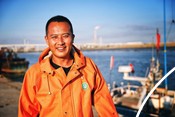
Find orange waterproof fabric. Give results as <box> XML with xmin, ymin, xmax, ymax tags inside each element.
<box><xmin>18</xmin><ymin>46</ymin><xmax>118</xmax><ymax>117</ymax></box>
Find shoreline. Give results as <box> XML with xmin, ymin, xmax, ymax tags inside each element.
<box><xmin>0</xmin><ymin>42</ymin><xmax>175</xmax><ymax>53</ymax></box>
<box><xmin>78</xmin><ymin>42</ymin><xmax>175</xmax><ymax>51</ymax></box>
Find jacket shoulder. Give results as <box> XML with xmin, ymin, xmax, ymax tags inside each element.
<box><xmin>24</xmin><ymin>62</ymin><xmax>41</xmax><ymax>82</ymax></box>
<box><xmin>28</xmin><ymin>62</ymin><xmax>41</xmax><ymax>72</ymax></box>
<box><xmin>84</xmin><ymin>56</ymin><xmax>98</xmax><ymax>71</ymax></box>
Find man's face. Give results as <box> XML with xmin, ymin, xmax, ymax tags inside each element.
<box><xmin>45</xmin><ymin>22</ymin><xmax>74</xmax><ymax>60</ymax></box>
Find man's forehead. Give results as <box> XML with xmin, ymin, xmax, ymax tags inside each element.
<box><xmin>48</xmin><ymin>21</ymin><xmax>70</xmax><ymax>27</ymax></box>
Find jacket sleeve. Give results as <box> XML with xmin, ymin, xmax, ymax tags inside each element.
<box><xmin>18</xmin><ymin>66</ymin><xmax>40</xmax><ymax>117</ymax></box>
<box><xmin>90</xmin><ymin>59</ymin><xmax>119</xmax><ymax>117</ymax></box>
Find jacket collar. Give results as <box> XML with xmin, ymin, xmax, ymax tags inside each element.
<box><xmin>39</xmin><ymin>45</ymin><xmax>85</xmax><ymax>74</ymax></box>
<box><xmin>71</xmin><ymin>46</ymin><xmax>85</xmax><ymax>70</ymax></box>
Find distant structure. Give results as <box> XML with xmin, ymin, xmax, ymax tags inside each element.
<box><xmin>0</xmin><ymin>42</ymin><xmax>175</xmax><ymax>52</ymax></box>
<box><xmin>94</xmin><ymin>26</ymin><xmax>100</xmax><ymax>44</ymax></box>
<box><xmin>0</xmin><ymin>44</ymin><xmax>47</xmax><ymax>53</ymax></box>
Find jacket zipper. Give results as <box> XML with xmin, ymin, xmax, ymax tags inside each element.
<box><xmin>70</xmin><ymin>81</ymin><xmax>76</xmax><ymax>117</ymax></box>
<box><xmin>46</xmin><ymin>73</ymin><xmax>52</xmax><ymax>95</ymax></box>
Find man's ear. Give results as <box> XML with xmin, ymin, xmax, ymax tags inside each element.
<box><xmin>72</xmin><ymin>34</ymin><xmax>75</xmax><ymax>43</ymax></box>
<box><xmin>45</xmin><ymin>36</ymin><xmax>49</xmax><ymax>45</ymax></box>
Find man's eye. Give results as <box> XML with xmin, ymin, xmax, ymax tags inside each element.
<box><xmin>51</xmin><ymin>36</ymin><xmax>57</xmax><ymax>39</ymax></box>
<box><xmin>62</xmin><ymin>34</ymin><xmax>70</xmax><ymax>38</ymax></box>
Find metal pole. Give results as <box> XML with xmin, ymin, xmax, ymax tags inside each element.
<box><xmin>163</xmin><ymin>0</ymin><xmax>168</xmax><ymax>90</ymax></box>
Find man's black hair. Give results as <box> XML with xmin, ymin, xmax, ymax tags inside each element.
<box><xmin>45</xmin><ymin>15</ymin><xmax>74</xmax><ymax>35</ymax></box>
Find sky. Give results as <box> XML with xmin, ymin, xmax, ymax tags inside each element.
<box><xmin>0</xmin><ymin>0</ymin><xmax>175</xmax><ymax>44</ymax></box>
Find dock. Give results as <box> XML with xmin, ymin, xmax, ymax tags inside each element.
<box><xmin>0</xmin><ymin>75</ymin><xmax>22</xmax><ymax>117</ymax></box>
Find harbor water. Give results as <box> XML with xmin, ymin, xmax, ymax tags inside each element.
<box><xmin>18</xmin><ymin>48</ymin><xmax>175</xmax><ymax>90</ymax></box>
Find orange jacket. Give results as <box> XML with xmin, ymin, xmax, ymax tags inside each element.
<box><xmin>18</xmin><ymin>46</ymin><xmax>118</xmax><ymax>117</ymax></box>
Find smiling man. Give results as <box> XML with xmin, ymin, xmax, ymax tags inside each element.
<box><xmin>18</xmin><ymin>15</ymin><xmax>118</xmax><ymax>117</ymax></box>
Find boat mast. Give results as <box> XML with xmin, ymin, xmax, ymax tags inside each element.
<box><xmin>163</xmin><ymin>0</ymin><xmax>168</xmax><ymax>90</ymax></box>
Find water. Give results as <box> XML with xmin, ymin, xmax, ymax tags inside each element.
<box><xmin>18</xmin><ymin>48</ymin><xmax>175</xmax><ymax>90</ymax></box>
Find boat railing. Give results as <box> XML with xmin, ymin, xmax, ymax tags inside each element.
<box><xmin>111</xmin><ymin>85</ymin><xmax>141</xmax><ymax>97</ymax></box>
<box><xmin>111</xmin><ymin>84</ymin><xmax>147</xmax><ymax>109</ymax></box>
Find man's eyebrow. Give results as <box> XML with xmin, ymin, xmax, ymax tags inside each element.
<box><xmin>49</xmin><ymin>34</ymin><xmax>57</xmax><ymax>37</ymax></box>
<box><xmin>62</xmin><ymin>32</ymin><xmax>71</xmax><ymax>35</ymax></box>
<box><xmin>50</xmin><ymin>33</ymin><xmax>70</xmax><ymax>35</ymax></box>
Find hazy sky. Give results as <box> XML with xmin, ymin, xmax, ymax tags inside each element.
<box><xmin>0</xmin><ymin>0</ymin><xmax>174</xmax><ymax>44</ymax></box>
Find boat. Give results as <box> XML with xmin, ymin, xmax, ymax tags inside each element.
<box><xmin>0</xmin><ymin>47</ymin><xmax>29</xmax><ymax>81</ymax></box>
<box><xmin>110</xmin><ymin>28</ymin><xmax>175</xmax><ymax>116</ymax></box>
<box><xmin>109</xmin><ymin>45</ymin><xmax>175</xmax><ymax>116</ymax></box>
<box><xmin>110</xmin><ymin>57</ymin><xmax>175</xmax><ymax>116</ymax></box>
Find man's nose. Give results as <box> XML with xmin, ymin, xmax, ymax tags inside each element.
<box><xmin>56</xmin><ymin>35</ymin><xmax>64</xmax><ymax>44</ymax></box>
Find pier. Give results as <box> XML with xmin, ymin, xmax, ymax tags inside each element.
<box><xmin>0</xmin><ymin>42</ymin><xmax>175</xmax><ymax>53</ymax></box>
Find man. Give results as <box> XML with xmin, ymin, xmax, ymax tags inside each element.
<box><xmin>18</xmin><ymin>15</ymin><xmax>118</xmax><ymax>117</ymax></box>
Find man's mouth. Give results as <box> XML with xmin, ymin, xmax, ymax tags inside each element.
<box><xmin>56</xmin><ymin>46</ymin><xmax>66</xmax><ymax>51</ymax></box>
